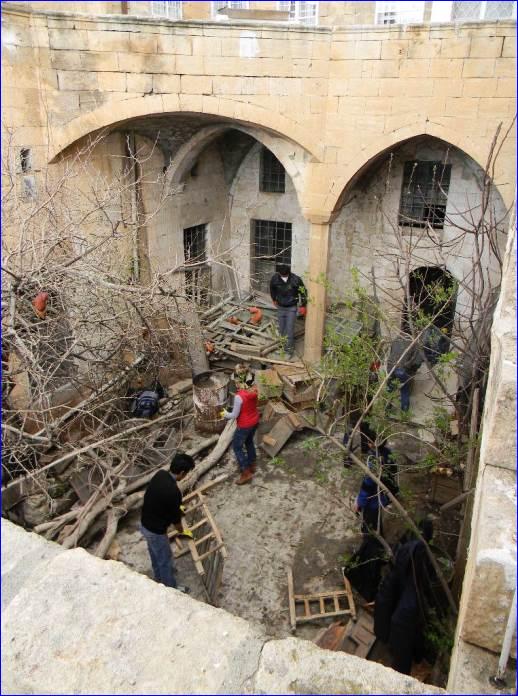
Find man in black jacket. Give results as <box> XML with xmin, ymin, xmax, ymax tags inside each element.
<box><xmin>140</xmin><ymin>452</ymin><xmax>195</xmax><ymax>591</ymax></box>
<box><xmin>269</xmin><ymin>264</ymin><xmax>307</xmax><ymax>358</ymax></box>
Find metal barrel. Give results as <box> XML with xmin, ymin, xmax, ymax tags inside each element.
<box><xmin>192</xmin><ymin>371</ymin><xmax>229</xmax><ymax>434</ymax></box>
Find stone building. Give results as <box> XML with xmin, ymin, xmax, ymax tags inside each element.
<box><xmin>1</xmin><ymin>1</ymin><xmax>516</xmax><ymax>692</ymax></box>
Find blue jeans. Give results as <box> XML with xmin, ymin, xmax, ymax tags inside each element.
<box><xmin>233</xmin><ymin>425</ymin><xmax>257</xmax><ymax>471</ymax></box>
<box><xmin>140</xmin><ymin>524</ymin><xmax>177</xmax><ymax>588</ymax></box>
<box><xmin>277</xmin><ymin>305</ymin><xmax>298</xmax><ymax>353</ymax></box>
<box><xmin>389</xmin><ymin>367</ymin><xmax>411</xmax><ymax>412</ymax></box>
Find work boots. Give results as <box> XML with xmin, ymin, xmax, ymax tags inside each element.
<box><xmin>235</xmin><ymin>468</ymin><xmax>254</xmax><ymax>485</ymax></box>
<box><xmin>249</xmin><ymin>461</ymin><xmax>257</xmax><ymax>474</ymax></box>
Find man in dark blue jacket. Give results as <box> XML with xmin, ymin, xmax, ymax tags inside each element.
<box><xmin>270</xmin><ymin>264</ymin><xmax>307</xmax><ymax>358</ymax></box>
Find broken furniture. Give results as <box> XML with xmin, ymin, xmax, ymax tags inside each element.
<box><xmin>314</xmin><ymin>609</ymin><xmax>376</xmax><ymax>658</ymax></box>
<box><xmin>260</xmin><ymin>408</ymin><xmax>303</xmax><ymax>457</ymax></box>
<box><xmin>287</xmin><ymin>568</ymin><xmax>357</xmax><ymax>633</ymax></box>
<box><xmin>275</xmin><ymin>365</ymin><xmax>318</xmax><ymax>408</ymax></box>
<box><xmin>201</xmin><ymin>294</ymin><xmax>305</xmax><ymax>363</ymax></box>
<box><xmin>169</xmin><ymin>478</ymin><xmax>228</xmax><ymax>606</ymax></box>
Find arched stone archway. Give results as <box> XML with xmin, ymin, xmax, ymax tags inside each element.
<box><xmin>313</xmin><ymin>122</ymin><xmax>515</xmax><ymax>221</ymax></box>
<box><xmin>47</xmin><ymin>95</ymin><xmax>323</xmax><ymax>165</ymax></box>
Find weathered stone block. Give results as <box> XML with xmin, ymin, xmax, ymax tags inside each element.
<box><xmin>470</xmin><ymin>36</ymin><xmax>504</xmax><ymax>59</ymax></box>
<box><xmin>460</xmin><ymin>465</ymin><xmax>516</xmax><ymax>656</ymax></box>
<box><xmin>88</xmin><ymin>29</ymin><xmax>131</xmax><ymax>53</ymax></box>
<box><xmin>354</xmin><ymin>40</ymin><xmax>381</xmax><ymax>60</ymax></box>
<box><xmin>49</xmin><ymin>28</ymin><xmax>89</xmax><ymax>51</ymax></box>
<box><xmin>152</xmin><ymin>73</ymin><xmax>180</xmax><ymax>93</ymax></box>
<box><xmin>57</xmin><ymin>69</ymin><xmax>98</xmax><ymax>91</ymax></box>
<box><xmin>157</xmin><ymin>33</ymin><xmax>192</xmax><ymax>55</ymax></box>
<box><xmin>129</xmin><ymin>32</ymin><xmax>157</xmax><ymax>54</ymax></box>
<box><xmin>462</xmin><ymin>58</ymin><xmax>496</xmax><ymax>79</ymax></box>
<box><xmin>98</xmin><ymin>71</ymin><xmax>127</xmax><ymax>92</ymax></box>
<box><xmin>253</xmin><ymin>638</ymin><xmax>445</xmax><ymax>694</ymax></box>
<box><xmin>126</xmin><ymin>72</ymin><xmax>153</xmax><ymax>93</ymax></box>
<box><xmin>1</xmin><ymin>520</ymin><xmax>65</xmax><ymax>612</ymax></box>
<box><xmin>180</xmin><ymin>74</ymin><xmax>213</xmax><ymax>95</ymax></box>
<box><xmin>1</xmin><ymin>545</ymin><xmax>265</xmax><ymax>695</ymax></box>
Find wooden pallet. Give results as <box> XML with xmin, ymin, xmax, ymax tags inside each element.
<box><xmin>168</xmin><ymin>479</ymin><xmax>228</xmax><ymax>606</ymax></box>
<box><xmin>287</xmin><ymin>568</ymin><xmax>357</xmax><ymax>632</ymax></box>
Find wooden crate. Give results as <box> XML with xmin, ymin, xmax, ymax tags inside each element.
<box><xmin>256</xmin><ymin>369</ymin><xmax>284</xmax><ymax>401</ymax></box>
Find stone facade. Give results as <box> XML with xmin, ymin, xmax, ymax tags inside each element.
<box><xmin>1</xmin><ymin>3</ymin><xmax>517</xmax><ymax>690</ymax></box>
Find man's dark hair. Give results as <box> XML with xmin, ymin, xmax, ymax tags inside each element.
<box><xmin>170</xmin><ymin>451</ymin><xmax>195</xmax><ymax>475</ymax></box>
<box><xmin>277</xmin><ymin>264</ymin><xmax>290</xmax><ymax>276</ymax></box>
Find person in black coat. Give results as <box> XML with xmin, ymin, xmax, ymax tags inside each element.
<box><xmin>374</xmin><ymin>519</ymin><xmax>435</xmax><ymax>675</ymax></box>
<box><xmin>270</xmin><ymin>264</ymin><xmax>307</xmax><ymax>358</ymax></box>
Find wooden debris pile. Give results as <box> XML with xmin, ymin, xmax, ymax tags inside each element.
<box><xmin>201</xmin><ymin>293</ymin><xmax>304</xmax><ymax>364</ymax></box>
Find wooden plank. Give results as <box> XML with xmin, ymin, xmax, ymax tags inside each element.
<box><xmin>319</xmin><ymin>597</ymin><xmax>325</xmax><ymax>614</ymax></box>
<box><xmin>287</xmin><ymin>569</ymin><xmax>297</xmax><ymax>632</ymax></box>
<box><xmin>295</xmin><ymin>609</ymin><xmax>354</xmax><ymax>623</ymax></box>
<box><xmin>295</xmin><ymin>589</ymin><xmax>350</xmax><ymax>600</ymax></box>
<box><xmin>342</xmin><ymin>573</ymin><xmax>357</xmax><ymax>621</ymax></box>
<box><xmin>202</xmin><ymin>502</ymin><xmax>228</xmax><ymax>558</ymax></box>
<box><xmin>314</xmin><ymin>622</ymin><xmax>348</xmax><ymax>651</ymax></box>
<box><xmin>182</xmin><ymin>474</ymin><xmax>229</xmax><ymax>503</ymax></box>
<box><xmin>303</xmin><ymin>599</ymin><xmax>311</xmax><ymax>617</ymax></box>
<box><xmin>198</xmin><ymin>542</ymin><xmax>224</xmax><ymax>561</ymax></box>
<box><xmin>194</xmin><ymin>531</ymin><xmax>215</xmax><ymax>547</ymax></box>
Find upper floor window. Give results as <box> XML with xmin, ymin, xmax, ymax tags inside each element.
<box><xmin>260</xmin><ymin>147</ymin><xmax>286</xmax><ymax>193</ymax></box>
<box><xmin>399</xmin><ymin>161</ymin><xmax>452</xmax><ymax>230</ymax></box>
<box><xmin>150</xmin><ymin>1</ymin><xmax>182</xmax><ymax>19</ymax></box>
<box><xmin>278</xmin><ymin>1</ymin><xmax>319</xmax><ymax>25</ymax></box>
<box><xmin>212</xmin><ymin>1</ymin><xmax>250</xmax><ymax>16</ymax></box>
<box><xmin>451</xmin><ymin>1</ymin><xmax>516</xmax><ymax>21</ymax></box>
<box><xmin>375</xmin><ymin>1</ymin><xmax>425</xmax><ymax>25</ymax></box>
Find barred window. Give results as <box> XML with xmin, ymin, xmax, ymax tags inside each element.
<box><xmin>184</xmin><ymin>224</ymin><xmax>210</xmax><ymax>305</ymax></box>
<box><xmin>251</xmin><ymin>219</ymin><xmax>292</xmax><ymax>293</ymax></box>
<box><xmin>260</xmin><ymin>147</ymin><xmax>286</xmax><ymax>193</ymax></box>
<box><xmin>399</xmin><ymin>161</ymin><xmax>452</xmax><ymax>230</ymax></box>
<box><xmin>150</xmin><ymin>1</ymin><xmax>182</xmax><ymax>19</ymax></box>
<box><xmin>375</xmin><ymin>1</ymin><xmax>425</xmax><ymax>24</ymax></box>
<box><xmin>278</xmin><ymin>1</ymin><xmax>318</xmax><ymax>25</ymax></box>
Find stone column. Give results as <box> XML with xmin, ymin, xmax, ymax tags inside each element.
<box><xmin>304</xmin><ymin>217</ymin><xmax>331</xmax><ymax>363</ymax></box>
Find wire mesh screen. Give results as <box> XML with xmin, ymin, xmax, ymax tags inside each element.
<box><xmin>251</xmin><ymin>219</ymin><xmax>292</xmax><ymax>293</ymax></box>
<box><xmin>399</xmin><ymin>161</ymin><xmax>452</xmax><ymax>229</ymax></box>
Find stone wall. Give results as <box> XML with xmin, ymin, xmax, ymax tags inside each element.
<box><xmin>1</xmin><ymin>518</ymin><xmax>445</xmax><ymax>695</ymax></box>
<box><xmin>448</xmin><ymin>217</ymin><xmax>517</xmax><ymax>692</ymax></box>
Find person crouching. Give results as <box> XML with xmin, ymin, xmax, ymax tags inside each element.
<box><xmin>222</xmin><ymin>369</ymin><xmax>260</xmax><ymax>485</ymax></box>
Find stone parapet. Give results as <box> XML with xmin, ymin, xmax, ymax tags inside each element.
<box><xmin>1</xmin><ymin>519</ymin><xmax>444</xmax><ymax>695</ymax></box>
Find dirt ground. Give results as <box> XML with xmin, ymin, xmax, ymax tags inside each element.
<box><xmin>117</xmin><ymin>428</ymin><xmax>370</xmax><ymax>642</ymax></box>
<box><xmin>115</xmin><ymin>424</ymin><xmax>449</xmax><ymax>650</ymax></box>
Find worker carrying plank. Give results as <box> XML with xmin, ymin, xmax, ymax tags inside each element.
<box><xmin>221</xmin><ymin>365</ymin><xmax>260</xmax><ymax>485</ymax></box>
<box><xmin>269</xmin><ymin>264</ymin><xmax>307</xmax><ymax>359</ymax></box>
<box><xmin>140</xmin><ymin>452</ymin><xmax>195</xmax><ymax>593</ymax></box>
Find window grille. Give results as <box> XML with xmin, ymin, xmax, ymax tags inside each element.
<box><xmin>375</xmin><ymin>1</ymin><xmax>425</xmax><ymax>24</ymax></box>
<box><xmin>150</xmin><ymin>1</ymin><xmax>182</xmax><ymax>19</ymax></box>
<box><xmin>278</xmin><ymin>1</ymin><xmax>318</xmax><ymax>25</ymax></box>
<box><xmin>399</xmin><ymin>161</ymin><xmax>452</xmax><ymax>229</ymax></box>
<box><xmin>451</xmin><ymin>1</ymin><xmax>516</xmax><ymax>20</ymax></box>
<box><xmin>184</xmin><ymin>224</ymin><xmax>210</xmax><ymax>305</ymax></box>
<box><xmin>260</xmin><ymin>147</ymin><xmax>286</xmax><ymax>193</ymax></box>
<box><xmin>251</xmin><ymin>219</ymin><xmax>292</xmax><ymax>293</ymax></box>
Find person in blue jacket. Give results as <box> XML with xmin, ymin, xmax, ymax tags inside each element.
<box><xmin>355</xmin><ymin>457</ymin><xmax>390</xmax><ymax>536</ymax></box>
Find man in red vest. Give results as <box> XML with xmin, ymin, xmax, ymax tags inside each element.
<box><xmin>223</xmin><ymin>367</ymin><xmax>260</xmax><ymax>485</ymax></box>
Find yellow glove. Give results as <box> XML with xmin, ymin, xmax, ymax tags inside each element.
<box><xmin>219</xmin><ymin>409</ymin><xmax>227</xmax><ymax>418</ymax></box>
<box><xmin>180</xmin><ymin>504</ymin><xmax>186</xmax><ymax>514</ymax></box>
<box><xmin>179</xmin><ymin>528</ymin><xmax>193</xmax><ymax>539</ymax></box>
